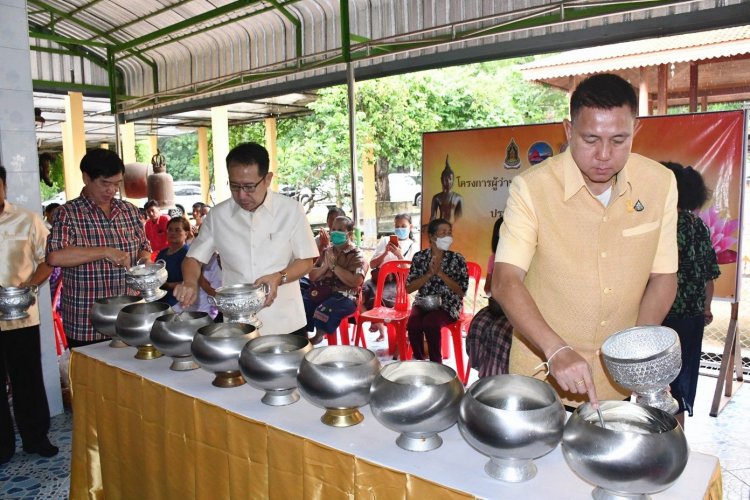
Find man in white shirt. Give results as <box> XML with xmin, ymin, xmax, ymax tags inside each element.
<box><xmin>175</xmin><ymin>143</ymin><xmax>318</xmax><ymax>335</ymax></box>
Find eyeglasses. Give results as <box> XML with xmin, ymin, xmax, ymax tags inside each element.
<box><xmin>228</xmin><ymin>175</ymin><xmax>266</xmax><ymax>194</ymax></box>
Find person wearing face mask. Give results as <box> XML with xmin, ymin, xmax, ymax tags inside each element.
<box><xmin>361</xmin><ymin>213</ymin><xmax>416</xmax><ymax>342</ymax></box>
<box><xmin>406</xmin><ymin>218</ymin><xmax>468</xmax><ymax>363</ymax></box>
<box><xmin>302</xmin><ymin>216</ymin><xmax>367</xmax><ymax>345</ymax></box>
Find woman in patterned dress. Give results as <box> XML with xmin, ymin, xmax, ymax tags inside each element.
<box><xmin>406</xmin><ymin>218</ymin><xmax>468</xmax><ymax>363</ymax></box>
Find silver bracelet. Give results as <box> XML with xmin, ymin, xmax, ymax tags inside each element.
<box><xmin>534</xmin><ymin>345</ymin><xmax>573</xmax><ymax>377</ymax></box>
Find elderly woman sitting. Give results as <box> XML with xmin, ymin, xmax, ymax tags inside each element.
<box><xmin>302</xmin><ymin>216</ymin><xmax>367</xmax><ymax>345</ymax></box>
<box><xmin>406</xmin><ymin>218</ymin><xmax>468</xmax><ymax>363</ymax></box>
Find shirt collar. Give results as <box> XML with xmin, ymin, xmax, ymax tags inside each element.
<box><xmin>562</xmin><ymin>149</ymin><xmax>632</xmax><ymax>202</ymax></box>
<box><xmin>230</xmin><ymin>189</ymin><xmax>274</xmax><ymax>217</ymax></box>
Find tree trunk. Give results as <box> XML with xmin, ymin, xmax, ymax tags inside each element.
<box><xmin>375</xmin><ymin>156</ymin><xmax>390</xmax><ymax>202</ymax></box>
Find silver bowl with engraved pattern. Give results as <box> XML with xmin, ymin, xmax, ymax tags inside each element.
<box><xmin>601</xmin><ymin>326</ymin><xmax>681</xmax><ymax>414</ymax></box>
<box><xmin>209</xmin><ymin>283</ymin><xmax>268</xmax><ymax>329</ymax></box>
<box><xmin>0</xmin><ymin>286</ymin><xmax>37</xmax><ymax>321</ymax></box>
<box><xmin>125</xmin><ymin>260</ymin><xmax>168</xmax><ymax>302</ymax></box>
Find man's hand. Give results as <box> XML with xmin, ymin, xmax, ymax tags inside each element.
<box><xmin>548</xmin><ymin>347</ymin><xmax>599</xmax><ymax>409</ymax></box>
<box><xmin>105</xmin><ymin>248</ymin><xmax>131</xmax><ymax>269</ymax></box>
<box><xmin>255</xmin><ymin>273</ymin><xmax>281</xmax><ymax>307</ymax></box>
<box><xmin>174</xmin><ymin>281</ymin><xmax>199</xmax><ymax>308</ymax></box>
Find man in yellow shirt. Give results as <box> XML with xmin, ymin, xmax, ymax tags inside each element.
<box><xmin>493</xmin><ymin>74</ymin><xmax>678</xmax><ymax>408</ymax></box>
<box><xmin>0</xmin><ymin>166</ymin><xmax>56</xmax><ymax>463</ymax></box>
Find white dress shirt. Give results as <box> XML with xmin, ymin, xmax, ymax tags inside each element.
<box><xmin>188</xmin><ymin>191</ymin><xmax>319</xmax><ymax>334</ymax></box>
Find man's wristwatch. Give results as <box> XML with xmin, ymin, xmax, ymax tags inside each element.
<box><xmin>279</xmin><ymin>271</ymin><xmax>288</xmax><ymax>285</ymax></box>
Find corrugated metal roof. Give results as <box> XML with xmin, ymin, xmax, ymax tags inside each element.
<box><xmin>521</xmin><ymin>25</ymin><xmax>750</xmax><ymax>79</ymax></box>
<box><xmin>25</xmin><ymin>0</ymin><xmax>750</xmax><ymax>121</ymax></box>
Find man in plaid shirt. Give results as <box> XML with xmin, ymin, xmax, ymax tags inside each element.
<box><xmin>47</xmin><ymin>150</ymin><xmax>152</xmax><ymax>347</ymax></box>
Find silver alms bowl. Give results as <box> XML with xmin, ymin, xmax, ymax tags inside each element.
<box><xmin>458</xmin><ymin>374</ymin><xmax>565</xmax><ymax>483</ymax></box>
<box><xmin>125</xmin><ymin>260</ymin><xmax>168</xmax><ymax>302</ymax></box>
<box><xmin>91</xmin><ymin>295</ymin><xmax>144</xmax><ymax>347</ymax></box>
<box><xmin>562</xmin><ymin>401</ymin><xmax>689</xmax><ymax>500</ymax></box>
<box><xmin>370</xmin><ymin>361</ymin><xmax>464</xmax><ymax>451</ymax></box>
<box><xmin>115</xmin><ymin>302</ymin><xmax>173</xmax><ymax>359</ymax></box>
<box><xmin>150</xmin><ymin>311</ymin><xmax>215</xmax><ymax>370</ymax></box>
<box><xmin>209</xmin><ymin>283</ymin><xmax>268</xmax><ymax>328</ymax></box>
<box><xmin>601</xmin><ymin>326</ymin><xmax>681</xmax><ymax>414</ymax></box>
<box><xmin>297</xmin><ymin>345</ymin><xmax>381</xmax><ymax>427</ymax></box>
<box><xmin>239</xmin><ymin>334</ymin><xmax>312</xmax><ymax>406</ymax></box>
<box><xmin>0</xmin><ymin>286</ymin><xmax>37</xmax><ymax>321</ymax></box>
<box><xmin>191</xmin><ymin>322</ymin><xmax>259</xmax><ymax>388</ymax></box>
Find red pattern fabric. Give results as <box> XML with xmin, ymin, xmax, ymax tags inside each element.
<box><xmin>47</xmin><ymin>196</ymin><xmax>150</xmax><ymax>341</ymax></box>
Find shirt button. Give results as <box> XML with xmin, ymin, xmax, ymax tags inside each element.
<box><xmin>603</xmin><ymin>216</ymin><xmax>608</xmax><ymax>222</ymax></box>
<box><xmin>600</xmin><ymin>320</ymin><xmax>607</xmax><ymax>326</ymax></box>
<box><xmin>604</xmin><ymin>287</ymin><xmax>612</xmax><ymax>294</ymax></box>
<box><xmin>601</xmin><ymin>251</ymin><xmax>607</xmax><ymax>258</ymax></box>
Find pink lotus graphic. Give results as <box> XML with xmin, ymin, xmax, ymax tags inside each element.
<box><xmin>698</xmin><ymin>206</ymin><xmax>739</xmax><ymax>265</ymax></box>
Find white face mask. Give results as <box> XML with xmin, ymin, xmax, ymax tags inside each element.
<box><xmin>435</xmin><ymin>236</ymin><xmax>453</xmax><ymax>251</ymax></box>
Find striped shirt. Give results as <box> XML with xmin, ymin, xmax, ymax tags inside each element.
<box><xmin>47</xmin><ymin>195</ymin><xmax>151</xmax><ymax>341</ymax></box>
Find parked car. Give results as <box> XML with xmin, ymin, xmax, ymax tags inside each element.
<box><xmin>171</xmin><ymin>181</ymin><xmax>212</xmax><ymax>218</ymax></box>
<box><xmin>42</xmin><ymin>192</ymin><xmax>66</xmax><ymax>211</ymax></box>
<box><xmin>388</xmin><ymin>173</ymin><xmax>422</xmax><ymax>206</ymax></box>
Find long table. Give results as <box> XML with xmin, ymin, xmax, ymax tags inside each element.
<box><xmin>69</xmin><ymin>343</ymin><xmax>723</xmax><ymax>499</ymax></box>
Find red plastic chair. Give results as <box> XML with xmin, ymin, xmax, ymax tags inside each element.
<box><xmin>354</xmin><ymin>260</ymin><xmax>412</xmax><ymax>359</ymax></box>
<box><xmin>52</xmin><ymin>280</ymin><xmax>68</xmax><ymax>355</ymax></box>
<box><xmin>440</xmin><ymin>261</ymin><xmax>482</xmax><ymax>383</ymax></box>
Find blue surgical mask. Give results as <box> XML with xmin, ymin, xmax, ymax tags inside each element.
<box><xmin>330</xmin><ymin>231</ymin><xmax>348</xmax><ymax>246</ymax></box>
<box><xmin>394</xmin><ymin>227</ymin><xmax>410</xmax><ymax>240</ymax></box>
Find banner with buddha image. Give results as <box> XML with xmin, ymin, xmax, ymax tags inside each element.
<box><xmin>421</xmin><ymin>110</ymin><xmax>746</xmax><ymax>300</ymax></box>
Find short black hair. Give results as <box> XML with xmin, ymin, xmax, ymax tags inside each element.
<box><xmin>327</xmin><ymin>206</ymin><xmax>346</xmax><ymax>218</ymax></box>
<box><xmin>0</xmin><ymin>165</ymin><xmax>5</xmax><ymax>185</ymax></box>
<box><xmin>334</xmin><ymin>215</ymin><xmax>355</xmax><ymax>233</ymax></box>
<box><xmin>44</xmin><ymin>203</ymin><xmax>61</xmax><ymax>214</ymax></box>
<box><xmin>80</xmin><ymin>149</ymin><xmax>125</xmax><ymax>180</ymax></box>
<box><xmin>427</xmin><ymin>217</ymin><xmax>451</xmax><ymax>237</ymax></box>
<box><xmin>570</xmin><ymin>73</ymin><xmax>638</xmax><ymax>122</ymax></box>
<box><xmin>661</xmin><ymin>161</ymin><xmax>710</xmax><ymax>211</ymax></box>
<box><xmin>192</xmin><ymin>202</ymin><xmax>207</xmax><ymax>211</ymax></box>
<box><xmin>226</xmin><ymin>142</ymin><xmax>270</xmax><ymax>176</ymax></box>
<box><xmin>144</xmin><ymin>199</ymin><xmax>159</xmax><ymax>210</ymax></box>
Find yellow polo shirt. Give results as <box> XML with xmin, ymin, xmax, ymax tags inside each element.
<box><xmin>497</xmin><ymin>149</ymin><xmax>678</xmax><ymax>406</ymax></box>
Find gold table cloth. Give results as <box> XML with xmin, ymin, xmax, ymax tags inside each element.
<box><xmin>69</xmin><ymin>344</ymin><xmax>722</xmax><ymax>499</ymax></box>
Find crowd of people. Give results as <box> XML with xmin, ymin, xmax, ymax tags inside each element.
<box><xmin>1</xmin><ymin>73</ymin><xmax>722</xmax><ymax>465</ymax></box>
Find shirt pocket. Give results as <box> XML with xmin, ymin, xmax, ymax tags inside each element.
<box><xmin>621</xmin><ymin>220</ymin><xmax>660</xmax><ymax>238</ymax></box>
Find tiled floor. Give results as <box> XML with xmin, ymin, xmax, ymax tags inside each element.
<box><xmin>0</xmin><ymin>333</ymin><xmax>747</xmax><ymax>499</ymax></box>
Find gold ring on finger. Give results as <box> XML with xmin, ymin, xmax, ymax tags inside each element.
<box><xmin>575</xmin><ymin>379</ymin><xmax>585</xmax><ymax>386</ymax></box>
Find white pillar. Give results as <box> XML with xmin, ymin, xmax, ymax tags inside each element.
<box><xmin>211</xmin><ymin>106</ymin><xmax>230</xmax><ymax>202</ymax></box>
<box><xmin>0</xmin><ymin>0</ymin><xmax>63</xmax><ymax>416</ymax></box>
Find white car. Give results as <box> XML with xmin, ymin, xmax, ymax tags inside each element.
<box><xmin>388</xmin><ymin>173</ymin><xmax>421</xmax><ymax>206</ymax></box>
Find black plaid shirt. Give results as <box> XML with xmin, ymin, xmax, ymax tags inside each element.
<box><xmin>47</xmin><ymin>195</ymin><xmax>151</xmax><ymax>341</ymax></box>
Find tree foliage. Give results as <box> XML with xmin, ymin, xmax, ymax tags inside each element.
<box><xmin>153</xmin><ymin>59</ymin><xmax>569</xmax><ymax>206</ymax></box>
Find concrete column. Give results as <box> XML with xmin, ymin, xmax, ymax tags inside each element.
<box><xmin>120</xmin><ymin>122</ymin><xmax>136</xmax><ymax>164</ymax></box>
<box><xmin>197</xmin><ymin>127</ymin><xmax>210</xmax><ymax>204</ymax></box>
<box><xmin>638</xmin><ymin>67</ymin><xmax>649</xmax><ymax>117</ymax></box>
<box><xmin>0</xmin><ymin>0</ymin><xmax>62</xmax><ymax>416</ymax></box>
<box><xmin>62</xmin><ymin>92</ymin><xmax>86</xmax><ymax>199</ymax></box>
<box><xmin>211</xmin><ymin>106</ymin><xmax>230</xmax><ymax>202</ymax></box>
<box><xmin>147</xmin><ymin>135</ymin><xmax>158</xmax><ymax>163</ymax></box>
<box><xmin>265</xmin><ymin>117</ymin><xmax>278</xmax><ymax>191</ymax></box>
<box><xmin>361</xmin><ymin>145</ymin><xmax>377</xmax><ymax>247</ymax></box>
